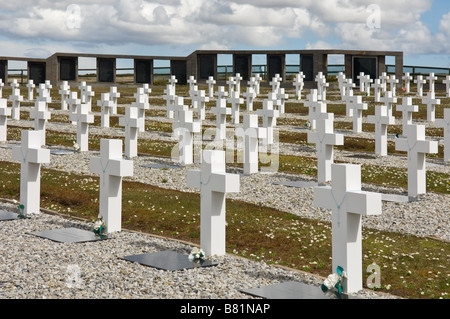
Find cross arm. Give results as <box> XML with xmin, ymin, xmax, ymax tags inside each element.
<box><xmin>346</xmin><ymin>191</ymin><xmax>382</xmax><ymax>216</ymax></box>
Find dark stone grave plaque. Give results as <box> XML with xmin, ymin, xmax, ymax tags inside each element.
<box><xmin>240</xmin><ymin>281</ymin><xmax>355</xmax><ymax>299</ymax></box>
<box><xmin>28</xmin><ymin>62</ymin><xmax>46</xmax><ymax>85</ymax></box>
<box><xmin>353</xmin><ymin>57</ymin><xmax>377</xmax><ymax>86</ymax></box>
<box><xmin>141</xmin><ymin>163</ymin><xmax>180</xmax><ymax>169</ymax></box>
<box><xmin>233</xmin><ymin>54</ymin><xmax>250</xmax><ymax>80</ymax></box>
<box><xmin>97</xmin><ymin>58</ymin><xmax>115</xmax><ymax>83</ymax></box>
<box><xmin>121</xmin><ymin>250</ymin><xmax>219</xmax><ymax>271</ymax></box>
<box><xmin>30</xmin><ymin>227</ymin><xmax>103</xmax><ymax>243</ymax></box>
<box><xmin>171</xmin><ymin>60</ymin><xmax>187</xmax><ymax>85</ymax></box>
<box><xmin>50</xmin><ymin>149</ymin><xmax>75</xmax><ymax>155</ymax></box>
<box><xmin>300</xmin><ymin>55</ymin><xmax>314</xmax><ymax>82</ymax></box>
<box><xmin>381</xmin><ymin>193</ymin><xmax>410</xmax><ymax>203</ymax></box>
<box><xmin>135</xmin><ymin>59</ymin><xmax>152</xmax><ymax>84</ymax></box>
<box><xmin>0</xmin><ymin>60</ymin><xmax>7</xmax><ymax>82</ymax></box>
<box><xmin>0</xmin><ymin>210</ymin><xmax>21</xmax><ymax>221</ymax></box>
<box><xmin>198</xmin><ymin>54</ymin><xmax>215</xmax><ymax>80</ymax></box>
<box><xmin>267</xmin><ymin>54</ymin><xmax>284</xmax><ymax>81</ymax></box>
<box><xmin>273</xmin><ymin>180</ymin><xmax>317</xmax><ymax>188</ymax></box>
<box><xmin>59</xmin><ymin>57</ymin><xmax>77</xmax><ymax>81</ymax></box>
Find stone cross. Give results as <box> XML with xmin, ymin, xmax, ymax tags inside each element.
<box><xmin>26</xmin><ymin>80</ymin><xmax>35</xmax><ymax>101</ymax></box>
<box><xmin>343</xmin><ymin>79</ymin><xmax>356</xmax><ymax>99</ymax></box>
<box><xmin>442</xmin><ymin>75</ymin><xmax>450</xmax><ymax>98</ymax></box>
<box><xmin>119</xmin><ymin>106</ymin><xmax>140</xmax><ymax>158</ymax></box>
<box><xmin>192</xmin><ymin>89</ymin><xmax>209</xmax><ymax>121</ymax></box>
<box><xmin>371</xmin><ymin>79</ymin><xmax>383</xmax><ymax>103</ymax></box>
<box><xmin>254</xmin><ymin>73</ymin><xmax>262</xmax><ymax>95</ymax></box>
<box><xmin>44</xmin><ymin>80</ymin><xmax>52</xmax><ymax>96</ymax></box>
<box><xmin>395</xmin><ymin>124</ymin><xmax>438</xmax><ymax>197</ymax></box>
<box><xmin>90</xmin><ymin>139</ymin><xmax>133</xmax><ymax>233</ymax></box>
<box><xmin>234</xmin><ymin>73</ymin><xmax>243</xmax><ymax>94</ymax></box>
<box><xmin>0</xmin><ymin>79</ymin><xmax>4</xmax><ymax>98</ymax></box>
<box><xmin>314</xmin><ymin>164</ymin><xmax>382</xmax><ymax>293</ymax></box>
<box><xmin>163</xmin><ymin>84</ymin><xmax>176</xmax><ymax>119</ymax></box>
<box><xmin>380</xmin><ymin>91</ymin><xmax>397</xmax><ymax>117</ymax></box>
<box><xmin>276</xmin><ymin>88</ymin><xmax>289</xmax><ymax>114</ymax></box>
<box><xmin>206</xmin><ymin>76</ymin><xmax>216</xmax><ymax>98</ymax></box>
<box><xmin>435</xmin><ymin>108</ymin><xmax>450</xmax><ymax>162</ymax></box>
<box><xmin>84</xmin><ymin>85</ymin><xmax>95</xmax><ymax>110</ymax></box>
<box><xmin>347</xmin><ymin>94</ymin><xmax>367</xmax><ymax>133</ymax></box>
<box><xmin>172</xmin><ymin>106</ymin><xmax>201</xmax><ymax>165</ymax></box>
<box><xmin>307</xmin><ymin>113</ymin><xmax>344</xmax><ymax>183</ymax></box>
<box><xmin>305</xmin><ymin>89</ymin><xmax>327</xmax><ymax>129</ymax></box>
<box><xmin>293</xmin><ymin>72</ymin><xmax>305</xmax><ymax>100</ymax></box>
<box><xmin>379</xmin><ymin>72</ymin><xmax>389</xmax><ymax>92</ymax></box>
<box><xmin>403</xmin><ymin>73</ymin><xmax>413</xmax><ymax>93</ymax></box>
<box><xmin>187</xmin><ymin>75</ymin><xmax>196</xmax><ymax>92</ymax></box>
<box><xmin>171</xmin><ymin>96</ymin><xmax>189</xmax><ymax>123</ymax></box>
<box><xmin>270</xmin><ymin>74</ymin><xmax>281</xmax><ymax>93</ymax></box>
<box><xmin>132</xmin><ymin>87</ymin><xmax>150</xmax><ymax>132</ymax></box>
<box><xmin>0</xmin><ymin>98</ymin><xmax>11</xmax><ymax>141</ymax></box>
<box><xmin>143</xmin><ymin>83</ymin><xmax>152</xmax><ymax>99</ymax></box>
<box><xmin>315</xmin><ymin>72</ymin><xmax>329</xmax><ymax>100</ymax></box>
<box><xmin>98</xmin><ymin>92</ymin><xmax>114</xmax><ymax>128</ymax></box>
<box><xmin>69</xmin><ymin>102</ymin><xmax>94</xmax><ymax>152</ymax></box>
<box><xmin>36</xmin><ymin>83</ymin><xmax>51</xmax><ymax>104</ymax></box>
<box><xmin>168</xmin><ymin>75</ymin><xmax>178</xmax><ymax>92</ymax></box>
<box><xmin>414</xmin><ymin>75</ymin><xmax>426</xmax><ymax>97</ymax></box>
<box><xmin>12</xmin><ymin>130</ymin><xmax>50</xmax><ymax>215</ymax></box>
<box><xmin>186</xmin><ymin>150</ymin><xmax>240</xmax><ymax>256</ymax></box>
<box><xmin>387</xmin><ymin>75</ymin><xmax>399</xmax><ymax>96</ymax></box>
<box><xmin>227</xmin><ymin>90</ymin><xmax>243</xmax><ymax>124</ymax></box>
<box><xmin>337</xmin><ymin>72</ymin><xmax>347</xmax><ymax>99</ymax></box>
<box><xmin>109</xmin><ymin>86</ymin><xmax>120</xmax><ymax>115</ymax></box>
<box><xmin>58</xmin><ymin>81</ymin><xmax>70</xmax><ymax>111</ymax></box>
<box><xmin>11</xmin><ymin>79</ymin><xmax>19</xmax><ymax>90</ymax></box>
<box><xmin>367</xmin><ymin>104</ymin><xmax>395</xmax><ymax>156</ymax></box>
<box><xmin>68</xmin><ymin>91</ymin><xmax>80</xmax><ymax>125</ymax></box>
<box><xmin>79</xmin><ymin>81</ymin><xmax>87</xmax><ymax>103</ymax></box>
<box><xmin>236</xmin><ymin>113</ymin><xmax>267</xmax><ymax>175</ymax></box>
<box><xmin>9</xmin><ymin>87</ymin><xmax>23</xmax><ymax>120</ymax></box>
<box><xmin>357</xmin><ymin>72</ymin><xmax>366</xmax><ymax>92</ymax></box>
<box><xmin>243</xmin><ymin>86</ymin><xmax>256</xmax><ymax>111</ymax></box>
<box><xmin>422</xmin><ymin>91</ymin><xmax>440</xmax><ymax>122</ymax></box>
<box><xmin>396</xmin><ymin>97</ymin><xmax>418</xmax><ymax>136</ymax></box>
<box><xmin>227</xmin><ymin>76</ymin><xmax>236</xmax><ymax>96</ymax></box>
<box><xmin>257</xmin><ymin>99</ymin><xmax>279</xmax><ymax>145</ymax></box>
<box><xmin>426</xmin><ymin>73</ymin><xmax>437</xmax><ymax>93</ymax></box>
<box><xmin>360</xmin><ymin>75</ymin><xmax>373</xmax><ymax>96</ymax></box>
<box><xmin>248</xmin><ymin>77</ymin><xmax>257</xmax><ymax>96</ymax></box>
<box><xmin>211</xmin><ymin>87</ymin><xmax>230</xmax><ymax>140</ymax></box>
<box><xmin>30</xmin><ymin>100</ymin><xmax>51</xmax><ymax>146</ymax></box>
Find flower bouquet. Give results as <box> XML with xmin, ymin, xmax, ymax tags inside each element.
<box><xmin>93</xmin><ymin>217</ymin><xmax>105</xmax><ymax>239</ymax></box>
<box><xmin>17</xmin><ymin>204</ymin><xmax>27</xmax><ymax>219</ymax></box>
<box><xmin>188</xmin><ymin>247</ymin><xmax>206</xmax><ymax>264</ymax></box>
<box><xmin>321</xmin><ymin>266</ymin><xmax>347</xmax><ymax>297</ymax></box>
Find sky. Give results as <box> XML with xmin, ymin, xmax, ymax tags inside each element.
<box><xmin>1</xmin><ymin>0</ymin><xmax>450</xmax><ymax>70</ymax></box>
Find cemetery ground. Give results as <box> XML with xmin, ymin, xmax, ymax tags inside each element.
<box><xmin>0</xmin><ymin>81</ymin><xmax>448</xmax><ymax>300</ymax></box>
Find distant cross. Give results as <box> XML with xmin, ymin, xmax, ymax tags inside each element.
<box><xmin>132</xmin><ymin>87</ymin><xmax>150</xmax><ymax>132</ymax></box>
<box><xmin>372</xmin><ymin>79</ymin><xmax>383</xmax><ymax>102</ymax></box>
<box><xmin>257</xmin><ymin>99</ymin><xmax>279</xmax><ymax>145</ymax></box>
<box><xmin>211</xmin><ymin>89</ymin><xmax>231</xmax><ymax>140</ymax></box>
<box><xmin>396</xmin><ymin>97</ymin><xmax>418</xmax><ymax>136</ymax></box>
<box><xmin>36</xmin><ymin>83</ymin><xmax>52</xmax><ymax>104</ymax></box>
<box><xmin>426</xmin><ymin>73</ymin><xmax>437</xmax><ymax>93</ymax></box>
<box><xmin>380</xmin><ymin>91</ymin><xmax>397</xmax><ymax>117</ymax></box>
<box><xmin>0</xmin><ymin>98</ymin><xmax>11</xmax><ymax>141</ymax></box>
<box><xmin>307</xmin><ymin>114</ymin><xmax>344</xmax><ymax>183</ymax></box>
<box><xmin>414</xmin><ymin>75</ymin><xmax>426</xmax><ymax>97</ymax></box>
<box><xmin>304</xmin><ymin>89</ymin><xmax>327</xmax><ymax>130</ymax></box>
<box><xmin>337</xmin><ymin>72</ymin><xmax>347</xmax><ymax>99</ymax></box>
<box><xmin>12</xmin><ymin>130</ymin><xmax>50</xmax><ymax>215</ymax></box>
<box><xmin>9</xmin><ymin>88</ymin><xmax>23</xmax><ymax>121</ymax></box>
<box><xmin>192</xmin><ymin>89</ymin><xmax>209</xmax><ymax>121</ymax></box>
<box><xmin>26</xmin><ymin>80</ymin><xmax>35</xmax><ymax>101</ymax></box>
<box><xmin>206</xmin><ymin>76</ymin><xmax>216</xmax><ymax>98</ymax></box>
<box><xmin>357</xmin><ymin>72</ymin><xmax>366</xmax><ymax>92</ymax></box>
<box><xmin>313</xmin><ymin>164</ymin><xmax>382</xmax><ymax>293</ymax></box>
<box><xmin>68</xmin><ymin>91</ymin><xmax>80</xmax><ymax>125</ymax></box>
<box><xmin>422</xmin><ymin>91</ymin><xmax>440</xmax><ymax>122</ymax></box>
<box><xmin>69</xmin><ymin>102</ymin><xmax>94</xmax><ymax>152</ymax></box>
<box><xmin>403</xmin><ymin>73</ymin><xmax>413</xmax><ymax>93</ymax></box>
<box><xmin>109</xmin><ymin>86</ymin><xmax>121</xmax><ymax>115</ymax></box>
<box><xmin>119</xmin><ymin>106</ymin><xmax>140</xmax><ymax>158</ymax></box>
<box><xmin>360</xmin><ymin>74</ymin><xmax>373</xmax><ymax>96</ymax></box>
<box><xmin>248</xmin><ymin>77</ymin><xmax>258</xmax><ymax>96</ymax></box>
<box><xmin>243</xmin><ymin>86</ymin><xmax>257</xmax><ymax>111</ymax></box>
<box><xmin>163</xmin><ymin>84</ymin><xmax>176</xmax><ymax>119</ymax></box>
<box><xmin>226</xmin><ymin>76</ymin><xmax>236</xmax><ymax>95</ymax></box>
<box><xmin>98</xmin><ymin>92</ymin><xmax>114</xmax><ymax>128</ymax></box>
<box><xmin>435</xmin><ymin>108</ymin><xmax>450</xmax><ymax>162</ymax></box>
<box><xmin>442</xmin><ymin>75</ymin><xmax>450</xmax><ymax>98</ymax></box>
<box><xmin>78</xmin><ymin>81</ymin><xmax>87</xmax><ymax>104</ymax></box>
<box><xmin>30</xmin><ymin>99</ymin><xmax>51</xmax><ymax>146</ymax></box>
<box><xmin>169</xmin><ymin>75</ymin><xmax>178</xmax><ymax>91</ymax></box>
<box><xmin>186</xmin><ymin>150</ymin><xmax>240</xmax><ymax>256</ymax></box>
<box><xmin>387</xmin><ymin>75</ymin><xmax>399</xmax><ymax>96</ymax></box>
<box><xmin>254</xmin><ymin>73</ymin><xmax>262</xmax><ymax>95</ymax></box>
<box><xmin>270</xmin><ymin>74</ymin><xmax>281</xmax><ymax>93</ymax></box>
<box><xmin>234</xmin><ymin>73</ymin><xmax>243</xmax><ymax>93</ymax></box>
<box><xmin>0</xmin><ymin>79</ymin><xmax>4</xmax><ymax>98</ymax></box>
<box><xmin>293</xmin><ymin>72</ymin><xmax>306</xmax><ymax>100</ymax></box>
<box><xmin>187</xmin><ymin>76</ymin><xmax>196</xmax><ymax>92</ymax></box>
<box><xmin>379</xmin><ymin>72</ymin><xmax>389</xmax><ymax>92</ymax></box>
<box><xmin>172</xmin><ymin>107</ymin><xmax>201</xmax><ymax>165</ymax></box>
<box><xmin>367</xmin><ymin>104</ymin><xmax>395</xmax><ymax>156</ymax></box>
<box><xmin>59</xmin><ymin>81</ymin><xmax>70</xmax><ymax>111</ymax></box>
<box><xmin>276</xmin><ymin>88</ymin><xmax>289</xmax><ymax>114</ymax></box>
<box><xmin>90</xmin><ymin>139</ymin><xmax>133</xmax><ymax>233</ymax></box>
<box><xmin>343</xmin><ymin>79</ymin><xmax>356</xmax><ymax>99</ymax></box>
<box><xmin>44</xmin><ymin>80</ymin><xmax>52</xmax><ymax>97</ymax></box>
<box><xmin>227</xmin><ymin>90</ymin><xmax>243</xmax><ymax>124</ymax></box>
<box><xmin>395</xmin><ymin>124</ymin><xmax>438</xmax><ymax>197</ymax></box>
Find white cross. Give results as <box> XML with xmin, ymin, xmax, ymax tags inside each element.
<box><xmin>36</xmin><ymin>83</ymin><xmax>51</xmax><ymax>104</ymax></box>
<box><xmin>192</xmin><ymin>89</ymin><xmax>209</xmax><ymax>121</ymax></box>
<box><xmin>84</xmin><ymin>86</ymin><xmax>95</xmax><ymax>110</ymax></box>
<box><xmin>172</xmin><ymin>107</ymin><xmax>201</xmax><ymax>165</ymax></box>
<box><xmin>26</xmin><ymin>80</ymin><xmax>35</xmax><ymax>101</ymax></box>
<box><xmin>337</xmin><ymin>72</ymin><xmax>347</xmax><ymax>99</ymax></box>
<box><xmin>234</xmin><ymin>73</ymin><xmax>243</xmax><ymax>94</ymax></box>
<box><xmin>414</xmin><ymin>75</ymin><xmax>426</xmax><ymax>97</ymax></box>
<box><xmin>248</xmin><ymin>77</ymin><xmax>258</xmax><ymax>96</ymax></box>
<box><xmin>293</xmin><ymin>72</ymin><xmax>306</xmax><ymax>100</ymax></box>
<box><xmin>395</xmin><ymin>124</ymin><xmax>438</xmax><ymax>197</ymax></box>
<box><xmin>235</xmin><ymin>113</ymin><xmax>267</xmax><ymax>175</ymax></box>
<box><xmin>227</xmin><ymin>76</ymin><xmax>236</xmax><ymax>96</ymax></box>
<box><xmin>270</xmin><ymin>74</ymin><xmax>281</xmax><ymax>93</ymax></box>
<box><xmin>109</xmin><ymin>86</ymin><xmax>121</xmax><ymax>115</ymax></box>
<box><xmin>442</xmin><ymin>75</ymin><xmax>450</xmax><ymax>98</ymax></box>
<box><xmin>69</xmin><ymin>102</ymin><xmax>94</xmax><ymax>152</ymax></box>
<box><xmin>357</xmin><ymin>72</ymin><xmax>366</xmax><ymax>92</ymax></box>
<box><xmin>187</xmin><ymin>75</ymin><xmax>196</xmax><ymax>92</ymax></box>
<box><xmin>422</xmin><ymin>91</ymin><xmax>440</xmax><ymax>122</ymax></box>
<box><xmin>360</xmin><ymin>75</ymin><xmax>373</xmax><ymax>96</ymax></box>
<box><xmin>396</xmin><ymin>97</ymin><xmax>418</xmax><ymax>136</ymax></box>
<box><xmin>68</xmin><ymin>91</ymin><xmax>80</xmax><ymax>125</ymax></box>
<box><xmin>257</xmin><ymin>99</ymin><xmax>279</xmax><ymax>145</ymax></box>
<box><xmin>381</xmin><ymin>91</ymin><xmax>397</xmax><ymax>117</ymax></box>
<box><xmin>9</xmin><ymin>88</ymin><xmax>23</xmax><ymax>120</ymax></box>
<box><xmin>314</xmin><ymin>164</ymin><xmax>382</xmax><ymax>293</ymax></box>
<box><xmin>254</xmin><ymin>73</ymin><xmax>262</xmax><ymax>95</ymax></box>
<box><xmin>347</xmin><ymin>94</ymin><xmax>367</xmax><ymax>133</ymax></box>
<box><xmin>119</xmin><ymin>106</ymin><xmax>140</xmax><ymax>158</ymax></box>
<box><xmin>307</xmin><ymin>113</ymin><xmax>344</xmax><ymax>183</ymax></box>
<box><xmin>163</xmin><ymin>84</ymin><xmax>176</xmax><ymax>119</ymax></box>
<box><xmin>315</xmin><ymin>72</ymin><xmax>329</xmax><ymax>100</ymax></box>
<box><xmin>98</xmin><ymin>92</ymin><xmax>114</xmax><ymax>128</ymax></box>
<box><xmin>367</xmin><ymin>104</ymin><xmax>395</xmax><ymax>156</ymax></box>
<box><xmin>58</xmin><ymin>81</ymin><xmax>70</xmax><ymax>111</ymax></box>
<box><xmin>379</xmin><ymin>72</ymin><xmax>389</xmax><ymax>92</ymax></box>
<box><xmin>30</xmin><ymin>100</ymin><xmax>51</xmax><ymax>146</ymax></box>
<box><xmin>243</xmin><ymin>86</ymin><xmax>257</xmax><ymax>112</ymax></box>
<box><xmin>206</xmin><ymin>76</ymin><xmax>216</xmax><ymax>98</ymax></box>
<box><xmin>79</xmin><ymin>81</ymin><xmax>87</xmax><ymax>103</ymax></box>
<box><xmin>171</xmin><ymin>96</ymin><xmax>189</xmax><ymax>123</ymax></box>
<box><xmin>211</xmin><ymin>90</ymin><xmax>231</xmax><ymax>141</ymax></box>
<box><xmin>186</xmin><ymin>150</ymin><xmax>240</xmax><ymax>256</ymax></box>
<box><xmin>426</xmin><ymin>73</ymin><xmax>437</xmax><ymax>93</ymax></box>
<box><xmin>169</xmin><ymin>75</ymin><xmax>178</xmax><ymax>91</ymax></box>
<box><xmin>227</xmin><ymin>91</ymin><xmax>243</xmax><ymax>124</ymax></box>
<box><xmin>0</xmin><ymin>98</ymin><xmax>11</xmax><ymax>141</ymax></box>
<box><xmin>90</xmin><ymin>139</ymin><xmax>133</xmax><ymax>233</ymax></box>
<box><xmin>305</xmin><ymin>89</ymin><xmax>327</xmax><ymax>130</ymax></box>
<box><xmin>132</xmin><ymin>87</ymin><xmax>150</xmax><ymax>132</ymax></box>
<box><xmin>189</xmin><ymin>84</ymin><xmax>199</xmax><ymax>104</ymax></box>
<box><xmin>12</xmin><ymin>130</ymin><xmax>50</xmax><ymax>215</ymax></box>
<box><xmin>403</xmin><ymin>73</ymin><xmax>413</xmax><ymax>93</ymax></box>
<box><xmin>11</xmin><ymin>79</ymin><xmax>19</xmax><ymax>90</ymax></box>
<box><xmin>0</xmin><ymin>79</ymin><xmax>4</xmax><ymax>98</ymax></box>
<box><xmin>436</xmin><ymin>108</ymin><xmax>450</xmax><ymax>162</ymax></box>
<box><xmin>276</xmin><ymin>88</ymin><xmax>289</xmax><ymax>114</ymax></box>
<box><xmin>44</xmin><ymin>80</ymin><xmax>52</xmax><ymax>96</ymax></box>
<box><xmin>387</xmin><ymin>75</ymin><xmax>399</xmax><ymax>96</ymax></box>
<box><xmin>343</xmin><ymin>79</ymin><xmax>356</xmax><ymax>99</ymax></box>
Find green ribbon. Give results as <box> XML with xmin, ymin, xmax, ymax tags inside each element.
<box><xmin>321</xmin><ymin>266</ymin><xmax>345</xmax><ymax>297</ymax></box>
<box><xmin>93</xmin><ymin>225</ymin><xmax>104</xmax><ymax>239</ymax></box>
<box><xmin>17</xmin><ymin>204</ymin><xmax>26</xmax><ymax>219</ymax></box>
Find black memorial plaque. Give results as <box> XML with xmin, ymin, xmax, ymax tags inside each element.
<box><xmin>171</xmin><ymin>60</ymin><xmax>187</xmax><ymax>85</ymax></box>
<box><xmin>59</xmin><ymin>57</ymin><xmax>77</xmax><ymax>81</ymax></box>
<box><xmin>197</xmin><ymin>54</ymin><xmax>215</xmax><ymax>80</ymax></box>
<box><xmin>30</xmin><ymin>227</ymin><xmax>103</xmax><ymax>243</ymax></box>
<box><xmin>0</xmin><ymin>60</ymin><xmax>7</xmax><ymax>83</ymax></box>
<box><xmin>97</xmin><ymin>58</ymin><xmax>115</xmax><ymax>83</ymax></box>
<box><xmin>135</xmin><ymin>59</ymin><xmax>152</xmax><ymax>84</ymax></box>
<box><xmin>353</xmin><ymin>57</ymin><xmax>377</xmax><ymax>86</ymax></box>
<box><xmin>0</xmin><ymin>210</ymin><xmax>21</xmax><ymax>221</ymax></box>
<box><xmin>300</xmin><ymin>55</ymin><xmax>314</xmax><ymax>81</ymax></box>
<box><xmin>50</xmin><ymin>149</ymin><xmax>75</xmax><ymax>155</ymax></box>
<box><xmin>141</xmin><ymin>163</ymin><xmax>180</xmax><ymax>169</ymax></box>
<box><xmin>121</xmin><ymin>250</ymin><xmax>219</xmax><ymax>271</ymax></box>
<box><xmin>233</xmin><ymin>54</ymin><xmax>250</xmax><ymax>80</ymax></box>
<box><xmin>267</xmin><ymin>54</ymin><xmax>284</xmax><ymax>81</ymax></box>
<box><xmin>28</xmin><ymin>62</ymin><xmax>46</xmax><ymax>85</ymax></box>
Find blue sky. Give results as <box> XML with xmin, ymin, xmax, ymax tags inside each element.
<box><xmin>1</xmin><ymin>0</ymin><xmax>450</xmax><ymax>70</ymax></box>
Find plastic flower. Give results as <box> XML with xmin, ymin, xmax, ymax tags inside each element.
<box><xmin>188</xmin><ymin>247</ymin><xmax>205</xmax><ymax>261</ymax></box>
